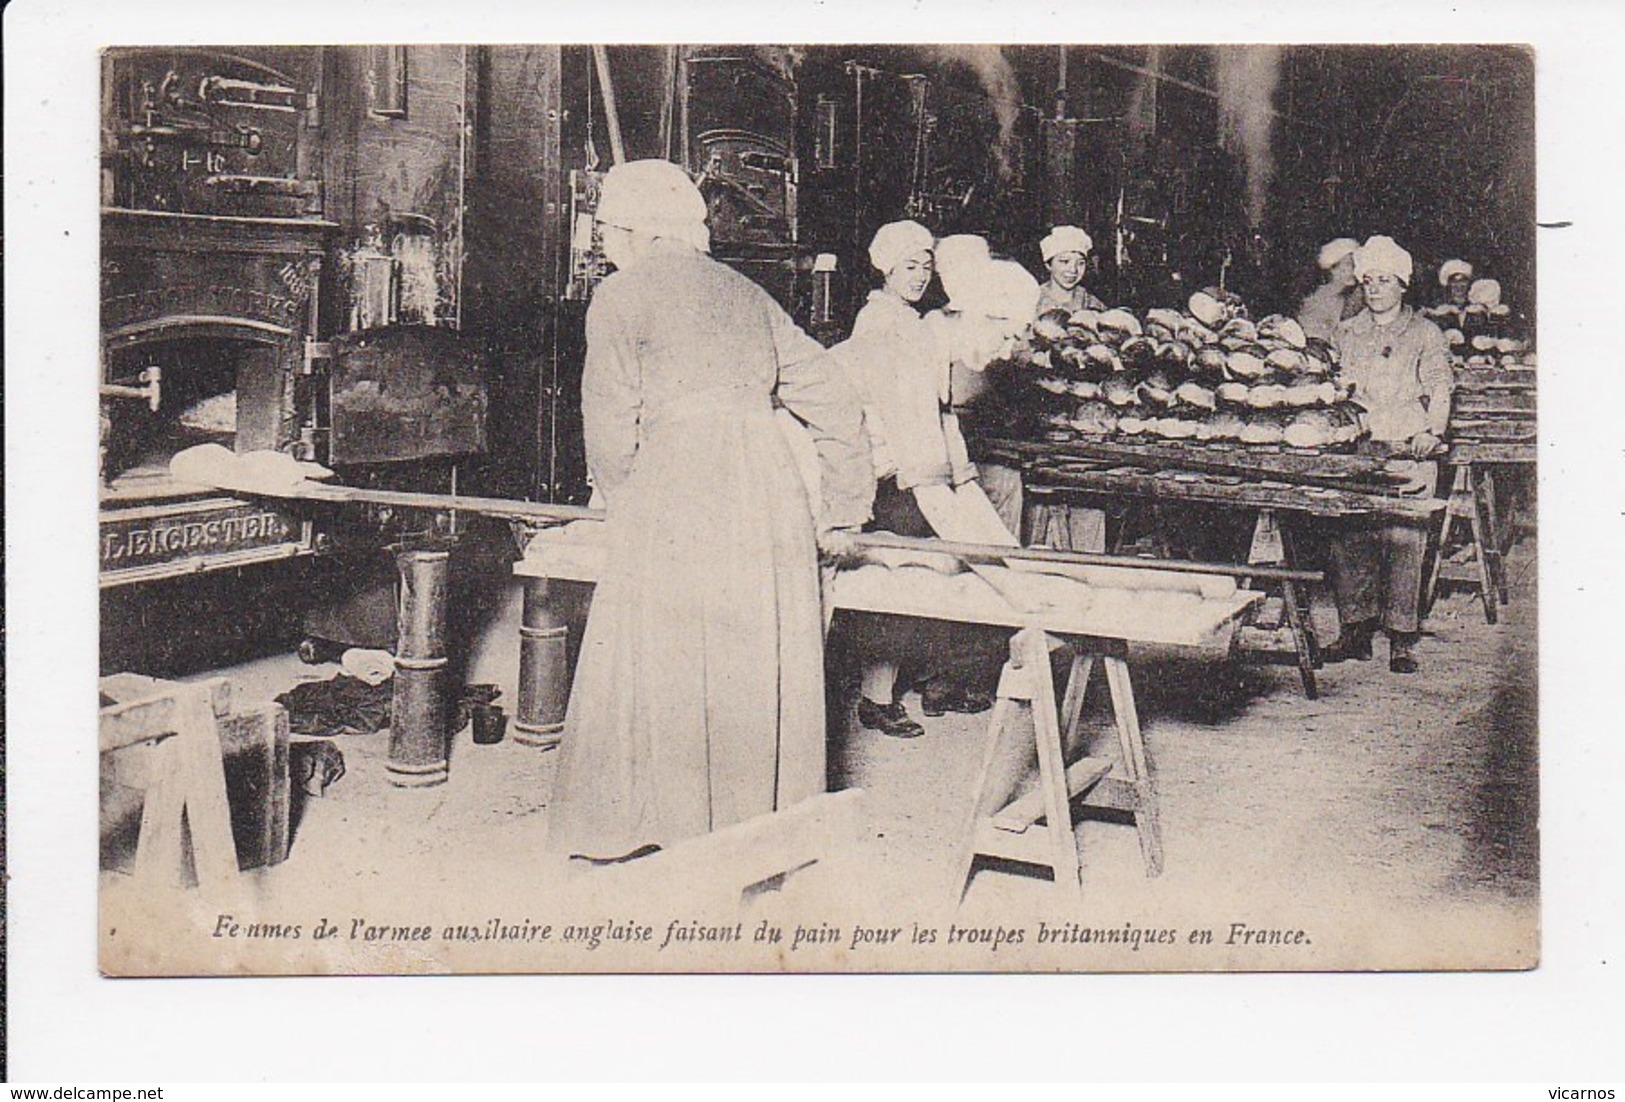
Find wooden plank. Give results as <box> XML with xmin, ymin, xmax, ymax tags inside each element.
<box><xmin>1029</xmin><ymin>630</ymin><xmax>1083</xmax><ymax>895</ymax></box>
<box><xmin>1453</xmin><ymin>367</ymin><xmax>1537</xmax><ymax>390</ymax></box>
<box><xmin>1079</xmin><ymin>776</ymin><xmax>1144</xmax><ymax>814</ymax></box>
<box><xmin>590</xmin><ymin>789</ymin><xmax>866</xmax><ymax>900</ymax></box>
<box><xmin>991</xmin><ymin>756</ymin><xmax>1113</xmax><ymax>832</ymax></box>
<box><xmin>1027</xmin><ymin>465</ymin><xmax>1444</xmax><ymax>521</ymax></box>
<box><xmin>1448</xmin><ymin>443</ymin><xmax>1537</xmax><ymax>465</ymax></box>
<box><xmin>1059</xmin><ymin>653</ymin><xmax>1095</xmax><ymax>758</ymax></box>
<box><xmin>174</xmin><ymin>686</ymin><xmax>240</xmax><ymax>892</ymax></box>
<box><xmin>969</xmin><ymin>821</ymin><xmax>1056</xmax><ymax>868</ymax></box>
<box><xmin>100</xmin><ymin>678</ymin><xmax>232</xmax><ymax>753</ymax></box>
<box><xmin>518</xmin><ymin>530</ymin><xmax>1269</xmax><ymax>648</ymax></box>
<box><xmin>956</xmin><ymin>694</ymin><xmax>1022</xmax><ymax>902</ymax></box>
<box><xmin>979</xmin><ymin>435</ymin><xmax>1403</xmax><ymax>490</ymax></box>
<box><xmin>1449</xmin><ymin>421</ymin><xmax>1536</xmax><ymax>443</ymax></box>
<box><xmin>1103</xmin><ymin>656</ymin><xmax>1163</xmax><ymax>876</ymax></box>
<box><xmin>857</xmin><ymin>531</ymin><xmax>1321</xmax><ymax>583</ymax></box>
<box><xmin>1455</xmin><ymin>391</ymin><xmax>1537</xmax><ymax>414</ymax></box>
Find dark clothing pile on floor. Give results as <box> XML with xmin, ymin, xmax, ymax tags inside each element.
<box><xmin>275</xmin><ymin>676</ymin><xmax>502</xmax><ymax>738</ymax></box>
<box><xmin>276</xmin><ymin>675</ymin><xmax>392</xmax><ymax>737</ymax></box>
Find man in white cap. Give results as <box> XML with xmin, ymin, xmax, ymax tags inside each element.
<box><xmin>1438</xmin><ymin>258</ymin><xmax>1474</xmax><ymax>306</ymax></box>
<box><xmin>1036</xmin><ymin>225</ymin><xmax>1106</xmax><ymax>315</ymax></box>
<box><xmin>1296</xmin><ymin>236</ymin><xmax>1364</xmax><ymax>343</ymax></box>
<box><xmin>1323</xmin><ymin>234</ymin><xmax>1453</xmax><ymax>674</ymax></box>
<box><xmin>1423</xmin><ymin>258</ymin><xmax>1475</xmax><ymax>329</ymax></box>
<box><xmin>546</xmin><ymin>159</ymin><xmax>873</xmax><ymax>862</ymax></box>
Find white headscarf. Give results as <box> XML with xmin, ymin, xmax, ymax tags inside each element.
<box><xmin>935</xmin><ymin>234</ymin><xmax>991</xmax><ymax>309</ymax></box>
<box><xmin>1040</xmin><ymin>225</ymin><xmax>1093</xmax><ymax>262</ymax></box>
<box><xmin>1317</xmin><ymin>237</ymin><xmax>1360</xmax><ymax>270</ymax></box>
<box><xmin>1438</xmin><ymin>258</ymin><xmax>1474</xmax><ymax>286</ymax></box>
<box><xmin>1353</xmin><ymin>235</ymin><xmax>1414</xmax><ymax>285</ymax></box>
<box><xmin>595</xmin><ymin>159</ymin><xmax>711</xmax><ymax>253</ymax></box>
<box><xmin>867</xmin><ymin>220</ymin><xmax>934</xmax><ymax>274</ymax></box>
<box><xmin>1467</xmin><ymin>278</ymin><xmax>1502</xmax><ymax>308</ymax></box>
<box><xmin>958</xmin><ymin>259</ymin><xmax>1041</xmax><ymax>322</ymax></box>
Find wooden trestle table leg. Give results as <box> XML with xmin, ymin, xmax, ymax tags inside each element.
<box><xmin>956</xmin><ymin>630</ymin><xmax>1165</xmax><ymax>903</ymax></box>
<box><xmin>1466</xmin><ymin>467</ymin><xmax>1499</xmax><ymax>625</ymax></box>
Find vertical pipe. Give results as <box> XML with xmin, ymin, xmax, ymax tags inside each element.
<box><xmin>659</xmin><ymin>45</ymin><xmax>677</xmax><ymax>162</ymax></box>
<box><xmin>386</xmin><ymin>547</ymin><xmax>452</xmax><ymax>787</ymax></box>
<box><xmin>1055</xmin><ymin>44</ymin><xmax>1068</xmax><ymax>121</ymax></box>
<box><xmin>590</xmin><ymin>45</ymin><xmax>626</xmax><ymax>165</ymax></box>
<box><xmin>513</xmin><ymin>577</ymin><xmax>569</xmax><ymax>748</ymax></box>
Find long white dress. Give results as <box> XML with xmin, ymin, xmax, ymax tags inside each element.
<box><xmin>544</xmin><ymin>241</ymin><xmax>872</xmax><ymax>860</ymax></box>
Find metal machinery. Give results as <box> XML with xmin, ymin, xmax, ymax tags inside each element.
<box><xmin>99</xmin><ymin>47</ymin><xmax>499</xmax><ymax>594</ymax></box>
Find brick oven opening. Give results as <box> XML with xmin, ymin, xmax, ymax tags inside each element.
<box><xmin>102</xmin><ymin>332</ymin><xmax>291</xmax><ymax>498</ymax></box>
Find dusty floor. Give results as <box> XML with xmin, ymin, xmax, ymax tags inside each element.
<box><xmin>100</xmin><ymin>540</ymin><xmax>1539</xmax><ymax>973</ymax></box>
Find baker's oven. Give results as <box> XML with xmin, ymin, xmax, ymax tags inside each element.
<box><xmin>98</xmin><ymin>48</ymin><xmax>329</xmax><ymax>587</ymax></box>
<box><xmin>101</xmin><ymin>46</ymin><xmax>493</xmax><ymax>591</ymax></box>
<box><xmin>100</xmin><ymin>208</ymin><xmax>334</xmax><ymax>585</ymax></box>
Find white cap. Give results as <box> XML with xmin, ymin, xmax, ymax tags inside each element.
<box><xmin>596</xmin><ymin>159</ymin><xmax>709</xmax><ymax>238</ymax></box>
<box><xmin>958</xmin><ymin>259</ymin><xmax>1041</xmax><ymax>322</ymax></box>
<box><xmin>1353</xmin><ymin>235</ymin><xmax>1414</xmax><ymax>285</ymax></box>
<box><xmin>1438</xmin><ymin>258</ymin><xmax>1474</xmax><ymax>286</ymax></box>
<box><xmin>1041</xmin><ymin>225</ymin><xmax>1093</xmax><ymax>262</ymax></box>
<box><xmin>935</xmin><ymin>234</ymin><xmax>991</xmax><ymax>308</ymax></box>
<box><xmin>1467</xmin><ymin>278</ymin><xmax>1502</xmax><ymax>308</ymax></box>
<box><xmin>867</xmin><ymin>219</ymin><xmax>934</xmax><ymax>274</ymax></box>
<box><xmin>1317</xmin><ymin>237</ymin><xmax>1360</xmax><ymax>270</ymax></box>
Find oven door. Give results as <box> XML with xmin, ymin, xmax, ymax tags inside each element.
<box><xmin>326</xmin><ymin>325</ymin><xmax>488</xmax><ymax>466</ymax></box>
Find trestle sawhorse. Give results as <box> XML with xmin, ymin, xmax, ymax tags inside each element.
<box><xmin>99</xmin><ymin>675</ymin><xmax>240</xmax><ymax>892</ymax></box>
<box><xmin>1430</xmin><ymin>444</ymin><xmax>1531</xmax><ymax>624</ymax></box>
<box><xmin>515</xmin><ymin>527</ymin><xmax>1261</xmax><ymax>903</ymax></box>
<box><xmin>957</xmin><ymin>627</ymin><xmax>1161</xmax><ymax>902</ymax></box>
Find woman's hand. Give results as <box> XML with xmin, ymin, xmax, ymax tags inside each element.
<box><xmin>1408</xmin><ymin>430</ymin><xmax>1443</xmax><ymax>459</ymax></box>
<box><xmin>818</xmin><ymin>525</ymin><xmax>863</xmax><ymax>564</ymax></box>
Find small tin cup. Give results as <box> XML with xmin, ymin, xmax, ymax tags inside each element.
<box><xmin>471</xmin><ymin>702</ymin><xmax>507</xmax><ymax>745</ymax></box>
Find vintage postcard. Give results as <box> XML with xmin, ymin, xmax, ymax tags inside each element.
<box><xmin>89</xmin><ymin>39</ymin><xmax>1540</xmax><ymax>978</ymax></box>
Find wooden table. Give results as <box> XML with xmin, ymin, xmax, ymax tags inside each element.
<box><xmin>514</xmin><ymin>524</ymin><xmax>1262</xmax><ymax>900</ymax></box>
<box><xmin>975</xmin><ymin>435</ymin><xmax>1447</xmax><ymax>698</ymax></box>
<box><xmin>1439</xmin><ymin>365</ymin><xmax>1537</xmax><ymax>622</ymax></box>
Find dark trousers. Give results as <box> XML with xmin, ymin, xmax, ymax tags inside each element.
<box><xmin>1324</xmin><ymin>520</ymin><xmax>1431</xmax><ymax>635</ymax></box>
<box><xmin>857</xmin><ymin>478</ymin><xmax>1008</xmax><ymax>698</ymax></box>
<box><xmin>1322</xmin><ymin>458</ymin><xmax>1439</xmax><ymax>635</ymax></box>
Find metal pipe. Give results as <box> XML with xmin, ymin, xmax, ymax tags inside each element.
<box><xmin>1087</xmin><ymin>48</ymin><xmax>1326</xmax><ymax>133</ymax></box>
<box><xmin>514</xmin><ymin>578</ymin><xmax>568</xmax><ymax>748</ymax></box>
<box><xmin>387</xmin><ymin>547</ymin><xmax>453</xmax><ymax>788</ymax></box>
<box><xmin>590</xmin><ymin>45</ymin><xmax>627</xmax><ymax>165</ymax></box>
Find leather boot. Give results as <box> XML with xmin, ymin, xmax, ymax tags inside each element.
<box><xmin>858</xmin><ymin>697</ymin><xmax>925</xmax><ymax>739</ymax></box>
<box><xmin>1389</xmin><ymin>631</ymin><xmax>1420</xmax><ymax>674</ymax></box>
<box><xmin>1327</xmin><ymin>619</ymin><xmax>1375</xmax><ymax>662</ymax></box>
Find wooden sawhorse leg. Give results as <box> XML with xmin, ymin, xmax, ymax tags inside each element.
<box><xmin>1241</xmin><ymin>508</ymin><xmax>1320</xmax><ymax>699</ymax></box>
<box><xmin>1432</xmin><ymin>463</ymin><xmax>1501</xmax><ymax>624</ymax></box>
<box><xmin>1473</xmin><ymin>465</ymin><xmax>1510</xmax><ymax>608</ymax></box>
<box><xmin>956</xmin><ymin>630</ymin><xmax>1163</xmax><ymax>903</ymax></box>
<box><xmin>100</xmin><ymin>678</ymin><xmax>240</xmax><ymax>893</ymax></box>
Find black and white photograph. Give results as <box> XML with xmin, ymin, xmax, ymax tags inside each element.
<box><xmin>83</xmin><ymin>39</ymin><xmax>1546</xmax><ymax>975</ymax></box>
<box><xmin>8</xmin><ymin>0</ymin><xmax>1625</xmax><ymax>1083</ymax></box>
